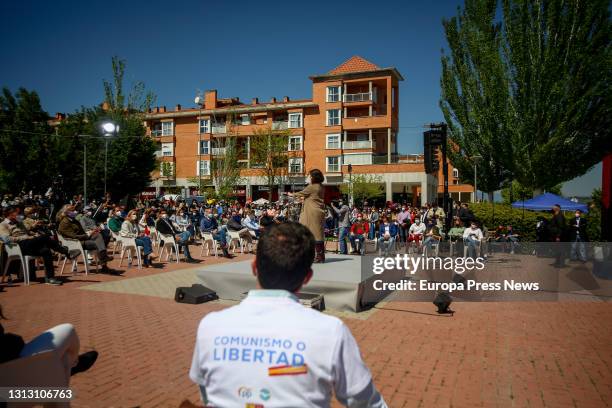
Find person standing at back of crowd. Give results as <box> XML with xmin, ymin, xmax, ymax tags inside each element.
<box><xmin>549</xmin><ymin>204</ymin><xmax>567</xmax><ymax>267</ymax></box>
<box><xmin>292</xmin><ymin>169</ymin><xmax>326</xmax><ymax>263</ymax></box>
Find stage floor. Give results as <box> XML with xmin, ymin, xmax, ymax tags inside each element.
<box><xmin>195</xmin><ymin>254</ymin><xmax>377</xmax><ymax>312</ymax></box>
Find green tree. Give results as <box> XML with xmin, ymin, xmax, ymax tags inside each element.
<box><xmin>250</xmin><ymin>126</ymin><xmax>291</xmax><ymax>201</ymax></box>
<box><xmin>503</xmin><ymin>0</ymin><xmax>611</xmax><ymax>194</ymax></box>
<box><xmin>0</xmin><ymin>88</ymin><xmax>59</xmax><ymax>194</ymax></box>
<box><xmin>340</xmin><ymin>174</ymin><xmax>385</xmax><ymax>207</ymax></box>
<box><xmin>440</xmin><ymin>0</ymin><xmax>515</xmax><ymax>202</ymax></box>
<box><xmin>56</xmin><ymin>56</ymin><xmax>158</xmax><ymax>200</ymax></box>
<box><xmin>500</xmin><ymin>180</ymin><xmax>561</xmax><ymax>204</ymax></box>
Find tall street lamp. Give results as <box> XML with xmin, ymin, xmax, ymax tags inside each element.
<box><xmin>470</xmin><ymin>154</ymin><xmax>482</xmax><ymax>203</ymax></box>
<box><xmin>348</xmin><ymin>163</ymin><xmax>353</xmax><ymax>207</ymax></box>
<box><xmin>195</xmin><ymin>94</ymin><xmax>204</xmax><ymax>194</ymax></box>
<box><xmin>101</xmin><ymin>121</ymin><xmax>119</xmax><ymax>198</ymax></box>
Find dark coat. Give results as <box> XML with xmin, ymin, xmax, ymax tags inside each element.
<box><xmin>568</xmin><ymin>217</ymin><xmax>588</xmax><ymax>241</ymax></box>
<box><xmin>549</xmin><ymin>212</ymin><xmax>566</xmax><ymax>241</ymax></box>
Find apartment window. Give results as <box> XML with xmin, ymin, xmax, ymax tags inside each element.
<box><xmin>326</xmin><ymin>109</ymin><xmax>340</xmax><ymax>126</ymax></box>
<box><xmin>161</xmin><ymin>143</ymin><xmax>174</xmax><ymax>157</ymax></box>
<box><xmin>288</xmin><ymin>113</ymin><xmax>302</xmax><ymax>128</ymax></box>
<box><xmin>288</xmin><ymin>136</ymin><xmax>302</xmax><ymax>151</ymax></box>
<box><xmin>240</xmin><ymin>114</ymin><xmax>250</xmax><ymax>125</ymax></box>
<box><xmin>196</xmin><ymin>160</ymin><xmax>211</xmax><ymax>176</ymax></box>
<box><xmin>326</xmin><ymin>86</ymin><xmax>341</xmax><ymax>102</ymax></box>
<box><xmin>453</xmin><ymin>168</ymin><xmax>459</xmax><ymax>178</ymax></box>
<box><xmin>289</xmin><ymin>157</ymin><xmax>303</xmax><ymax>174</ymax></box>
<box><xmin>198</xmin><ymin>140</ymin><xmax>210</xmax><ymax>155</ymax></box>
<box><xmin>161</xmin><ymin>121</ymin><xmax>173</xmax><ymax>136</ymax></box>
<box><xmin>326</xmin><ymin>156</ymin><xmax>341</xmax><ymax>172</ymax></box>
<box><xmin>199</xmin><ymin>119</ymin><xmax>210</xmax><ymax>134</ymax></box>
<box><xmin>326</xmin><ymin>134</ymin><xmax>340</xmax><ymax>149</ymax></box>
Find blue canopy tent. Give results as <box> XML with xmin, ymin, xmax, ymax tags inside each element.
<box><xmin>511</xmin><ymin>192</ymin><xmax>588</xmax><ymax>213</ymax></box>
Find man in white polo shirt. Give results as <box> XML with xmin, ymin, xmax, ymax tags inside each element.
<box><xmin>189</xmin><ymin>222</ymin><xmax>386</xmax><ymax>407</ymax></box>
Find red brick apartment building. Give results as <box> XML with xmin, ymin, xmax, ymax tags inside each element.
<box><xmin>143</xmin><ymin>56</ymin><xmax>473</xmax><ymax>204</ymax></box>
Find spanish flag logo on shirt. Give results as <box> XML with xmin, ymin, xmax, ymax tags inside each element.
<box><xmin>268</xmin><ymin>364</ymin><xmax>308</xmax><ymax>376</ymax></box>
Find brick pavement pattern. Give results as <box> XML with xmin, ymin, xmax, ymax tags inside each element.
<box><xmin>1</xmin><ymin>247</ymin><xmax>611</xmax><ymax>408</ymax></box>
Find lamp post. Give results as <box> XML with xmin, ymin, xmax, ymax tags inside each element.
<box><xmin>348</xmin><ymin>163</ymin><xmax>353</xmax><ymax>207</ymax></box>
<box><xmin>470</xmin><ymin>154</ymin><xmax>482</xmax><ymax>203</ymax></box>
<box><xmin>195</xmin><ymin>94</ymin><xmax>204</xmax><ymax>195</ymax></box>
<box><xmin>101</xmin><ymin>121</ymin><xmax>119</xmax><ymax>198</ymax></box>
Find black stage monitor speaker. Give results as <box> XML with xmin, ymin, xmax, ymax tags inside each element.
<box><xmin>175</xmin><ymin>284</ymin><xmax>218</xmax><ymax>304</ymax></box>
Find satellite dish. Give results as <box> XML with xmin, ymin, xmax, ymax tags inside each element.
<box><xmin>194</xmin><ymin>96</ymin><xmax>203</xmax><ymax>105</ymax></box>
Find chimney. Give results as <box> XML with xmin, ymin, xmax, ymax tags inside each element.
<box><xmin>161</xmin><ymin>106</ymin><xmax>166</xmax><ymax>113</ymax></box>
<box><xmin>283</xmin><ymin>96</ymin><xmax>290</xmax><ymax>102</ymax></box>
<box><xmin>205</xmin><ymin>90</ymin><xmax>218</xmax><ymax>109</ymax></box>
<box><xmin>154</xmin><ymin>106</ymin><xmax>160</xmax><ymax>113</ymax></box>
<box><xmin>252</xmin><ymin>97</ymin><xmax>259</xmax><ymax>105</ymax></box>
<box><xmin>147</xmin><ymin>107</ymin><xmax>152</xmax><ymax>113</ymax></box>
<box><xmin>175</xmin><ymin>104</ymin><xmax>181</xmax><ymax>111</ymax></box>
<box><xmin>270</xmin><ymin>97</ymin><xmax>276</xmax><ymax>103</ymax></box>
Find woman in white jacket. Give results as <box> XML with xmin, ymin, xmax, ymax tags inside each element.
<box><xmin>120</xmin><ymin>210</ymin><xmax>155</xmax><ymax>267</ymax></box>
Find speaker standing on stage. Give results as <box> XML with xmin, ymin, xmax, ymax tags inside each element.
<box><xmin>291</xmin><ymin>168</ymin><xmax>326</xmax><ymax>263</ymax></box>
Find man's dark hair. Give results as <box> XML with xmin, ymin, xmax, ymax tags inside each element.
<box><xmin>309</xmin><ymin>169</ymin><xmax>324</xmax><ymax>184</ymax></box>
<box><xmin>3</xmin><ymin>206</ymin><xmax>19</xmax><ymax>217</ymax></box>
<box><xmin>256</xmin><ymin>222</ymin><xmax>315</xmax><ymax>292</ymax></box>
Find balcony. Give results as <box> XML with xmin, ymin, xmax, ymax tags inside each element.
<box><xmin>372</xmin><ymin>153</ymin><xmax>400</xmax><ymax>164</ymax></box>
<box><xmin>212</xmin><ymin>124</ymin><xmax>226</xmax><ymax>134</ymax></box>
<box><xmin>272</xmin><ymin>121</ymin><xmax>288</xmax><ymax>130</ymax></box>
<box><xmin>343</xmin><ymin>140</ymin><xmax>375</xmax><ymax>150</ymax></box>
<box><xmin>343</xmin><ymin>92</ymin><xmax>372</xmax><ymax>103</ymax></box>
<box><xmin>151</xmin><ymin>130</ymin><xmax>174</xmax><ymax>138</ymax></box>
<box><xmin>211</xmin><ymin>147</ymin><xmax>226</xmax><ymax>156</ymax></box>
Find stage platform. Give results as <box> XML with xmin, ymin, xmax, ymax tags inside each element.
<box><xmin>195</xmin><ymin>254</ymin><xmax>398</xmax><ymax>312</ymax></box>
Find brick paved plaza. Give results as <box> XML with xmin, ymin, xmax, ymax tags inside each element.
<box><xmin>1</xmin><ymin>247</ymin><xmax>611</xmax><ymax>408</ymax></box>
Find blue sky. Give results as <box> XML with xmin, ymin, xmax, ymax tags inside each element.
<box><xmin>0</xmin><ymin>0</ymin><xmax>601</xmax><ymax>196</ymax></box>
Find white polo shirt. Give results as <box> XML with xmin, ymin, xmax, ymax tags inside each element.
<box><xmin>189</xmin><ymin>290</ymin><xmax>387</xmax><ymax>408</ymax></box>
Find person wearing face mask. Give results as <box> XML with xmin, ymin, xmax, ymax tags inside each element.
<box><xmin>107</xmin><ymin>208</ymin><xmax>124</xmax><ymax>233</ymax></box>
<box><xmin>120</xmin><ymin>210</ymin><xmax>156</xmax><ymax>267</ymax></box>
<box><xmin>377</xmin><ymin>216</ymin><xmax>398</xmax><ymax>256</ymax></box>
<box><xmin>462</xmin><ymin>221</ymin><xmax>484</xmax><ymax>258</ymax></box>
<box><xmin>349</xmin><ymin>214</ymin><xmax>369</xmax><ymax>255</ymax></box>
<box><xmin>290</xmin><ymin>169</ymin><xmax>326</xmax><ymax>262</ymax></box>
<box><xmin>155</xmin><ymin>210</ymin><xmax>200</xmax><ymax>262</ymax></box>
<box><xmin>199</xmin><ymin>208</ymin><xmax>232</xmax><ymax>258</ymax></box>
<box><xmin>58</xmin><ymin>205</ymin><xmax>118</xmax><ymax>275</ymax></box>
<box><xmin>407</xmin><ymin>218</ymin><xmax>426</xmax><ymax>250</ymax></box>
<box><xmin>0</xmin><ymin>206</ymin><xmax>79</xmax><ymax>285</ymax></box>
<box><xmin>568</xmin><ymin>209</ymin><xmax>588</xmax><ymax>262</ymax></box>
<box><xmin>396</xmin><ymin>206</ymin><xmax>411</xmax><ymax>245</ymax></box>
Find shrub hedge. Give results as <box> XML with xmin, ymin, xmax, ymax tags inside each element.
<box><xmin>467</xmin><ymin>203</ymin><xmax>601</xmax><ymax>241</ymax></box>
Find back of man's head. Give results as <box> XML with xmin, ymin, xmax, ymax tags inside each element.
<box><xmin>255</xmin><ymin>222</ymin><xmax>315</xmax><ymax>292</ymax></box>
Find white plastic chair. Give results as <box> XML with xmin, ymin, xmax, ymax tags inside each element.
<box><xmin>57</xmin><ymin>234</ymin><xmax>98</xmax><ymax>276</ymax></box>
<box><xmin>159</xmin><ymin>233</ymin><xmax>180</xmax><ymax>263</ymax></box>
<box><xmin>109</xmin><ymin>229</ymin><xmax>123</xmax><ymax>256</ymax></box>
<box><xmin>200</xmin><ymin>232</ymin><xmax>219</xmax><ymax>257</ymax></box>
<box><xmin>148</xmin><ymin>226</ymin><xmax>159</xmax><ymax>250</ymax></box>
<box><xmin>1</xmin><ymin>243</ymin><xmax>40</xmax><ymax>285</ymax></box>
<box><xmin>227</xmin><ymin>230</ymin><xmax>243</xmax><ymax>254</ymax></box>
<box><xmin>118</xmin><ymin>237</ymin><xmax>143</xmax><ymax>269</ymax></box>
<box><xmin>423</xmin><ymin>236</ymin><xmax>441</xmax><ymax>257</ymax></box>
<box><xmin>463</xmin><ymin>239</ymin><xmax>482</xmax><ymax>258</ymax></box>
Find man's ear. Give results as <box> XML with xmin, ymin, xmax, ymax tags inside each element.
<box><xmin>303</xmin><ymin>268</ymin><xmax>313</xmax><ymax>287</ymax></box>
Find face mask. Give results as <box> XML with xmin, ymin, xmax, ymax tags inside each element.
<box><xmin>357</xmin><ymin>218</ymin><xmax>362</xmax><ymax>222</ymax></box>
<box><xmin>416</xmin><ymin>220</ymin><xmax>420</xmax><ymax>224</ymax></box>
<box><xmin>339</xmin><ymin>202</ymin><xmax>343</xmax><ymax>206</ymax></box>
<box><xmin>16</xmin><ymin>215</ymin><xmax>24</xmax><ymax>222</ymax></box>
<box><xmin>131</xmin><ymin>215</ymin><xmax>137</xmax><ymax>220</ymax></box>
<box><xmin>161</xmin><ymin>214</ymin><xmax>168</xmax><ymax>219</ymax></box>
<box><xmin>306</xmin><ymin>176</ymin><xmax>311</xmax><ymax>184</ymax></box>
<box><xmin>67</xmin><ymin>211</ymin><xmax>76</xmax><ymax>218</ymax></box>
<box><xmin>86</xmin><ymin>211</ymin><xmax>92</xmax><ymax>217</ymax></box>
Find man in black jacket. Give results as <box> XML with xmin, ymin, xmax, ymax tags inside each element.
<box><xmin>155</xmin><ymin>210</ymin><xmax>198</xmax><ymax>263</ymax></box>
<box><xmin>568</xmin><ymin>209</ymin><xmax>588</xmax><ymax>262</ymax></box>
<box><xmin>549</xmin><ymin>204</ymin><xmax>567</xmax><ymax>267</ymax></box>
